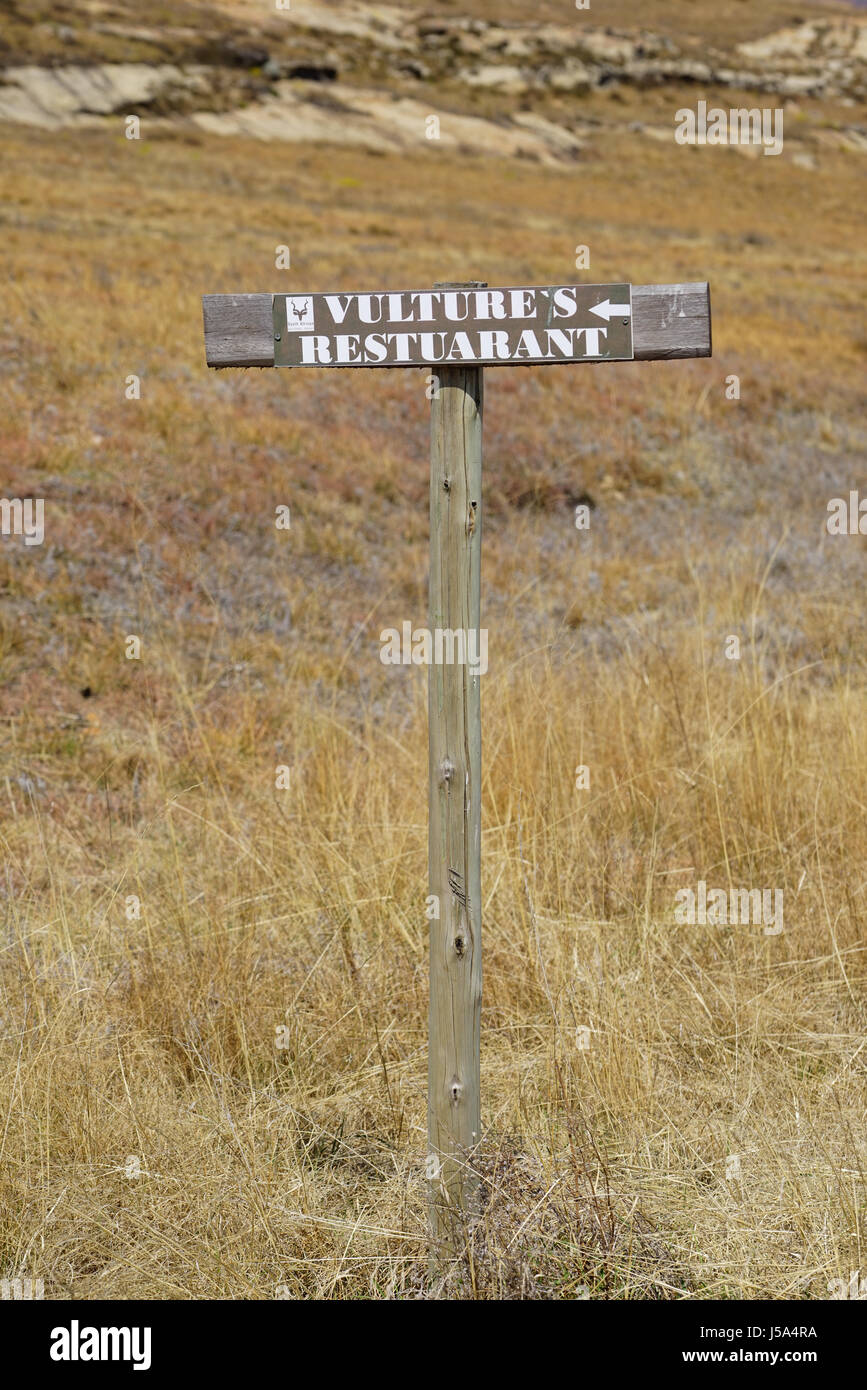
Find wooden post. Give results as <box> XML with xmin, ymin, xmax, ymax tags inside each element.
<box><xmin>201</xmin><ymin>277</ymin><xmax>712</xmax><ymax>1268</ymax></box>
<box><xmin>427</xmin><ymin>283</ymin><xmax>485</xmax><ymax>1258</ymax></box>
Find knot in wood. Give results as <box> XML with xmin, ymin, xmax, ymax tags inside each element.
<box><xmin>439</xmin><ymin>757</ymin><xmax>455</xmax><ymax>786</ymax></box>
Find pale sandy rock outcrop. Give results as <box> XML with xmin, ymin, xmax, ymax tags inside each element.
<box><xmin>191</xmin><ymin>81</ymin><xmax>583</xmax><ymax>163</ymax></box>
<box><xmin>219</xmin><ymin>0</ymin><xmax>413</xmax><ymax>50</ymax></box>
<box><xmin>573</xmin><ymin>31</ymin><xmax>668</xmax><ymax>65</ymax></box>
<box><xmin>738</xmin><ymin>21</ymin><xmax>867</xmax><ymax>66</ymax></box>
<box><xmin>0</xmin><ymin>63</ymin><xmax>195</xmax><ymax>126</ymax></box>
<box><xmin>463</xmin><ymin>65</ymin><xmax>530</xmax><ymax>96</ymax></box>
<box><xmin>548</xmin><ymin>62</ymin><xmax>594</xmax><ymax>95</ymax></box>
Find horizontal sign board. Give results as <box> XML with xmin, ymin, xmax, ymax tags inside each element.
<box><xmin>272</xmin><ymin>284</ymin><xmax>634</xmax><ymax>368</ymax></box>
<box><xmin>203</xmin><ymin>284</ymin><xmax>710</xmax><ymax>368</ymax></box>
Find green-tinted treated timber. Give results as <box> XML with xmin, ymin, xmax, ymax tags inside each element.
<box><xmin>427</xmin><ymin>354</ymin><xmax>483</xmax><ymax>1258</ymax></box>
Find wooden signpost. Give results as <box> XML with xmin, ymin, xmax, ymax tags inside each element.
<box><xmin>202</xmin><ymin>278</ymin><xmax>711</xmax><ymax>1260</ymax></box>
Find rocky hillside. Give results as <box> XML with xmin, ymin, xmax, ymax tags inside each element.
<box><xmin>0</xmin><ymin>2</ymin><xmax>865</xmax><ymax>164</ymax></box>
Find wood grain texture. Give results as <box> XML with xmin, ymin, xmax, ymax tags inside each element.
<box><xmin>428</xmin><ymin>361</ymin><xmax>483</xmax><ymax>1257</ymax></box>
<box><xmin>632</xmin><ymin>282</ymin><xmax>712</xmax><ymax>360</ymax></box>
<box><xmin>202</xmin><ymin>284</ymin><xmax>711</xmax><ymax>367</ymax></box>
<box><xmin>202</xmin><ymin>294</ymin><xmax>273</xmax><ymax>368</ymax></box>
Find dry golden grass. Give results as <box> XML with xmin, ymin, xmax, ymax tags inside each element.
<box><xmin>0</xmin><ymin>81</ymin><xmax>865</xmax><ymax>1298</ymax></box>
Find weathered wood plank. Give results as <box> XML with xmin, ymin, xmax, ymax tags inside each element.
<box><xmin>632</xmin><ymin>282</ymin><xmax>712</xmax><ymax>360</ymax></box>
<box><xmin>428</xmin><ymin>359</ymin><xmax>483</xmax><ymax>1258</ymax></box>
<box><xmin>202</xmin><ymin>283</ymin><xmax>711</xmax><ymax>367</ymax></box>
<box><xmin>202</xmin><ymin>293</ymin><xmax>273</xmax><ymax>368</ymax></box>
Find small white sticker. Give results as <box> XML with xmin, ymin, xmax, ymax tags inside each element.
<box><xmin>284</xmin><ymin>295</ymin><xmax>314</xmax><ymax>330</ymax></box>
